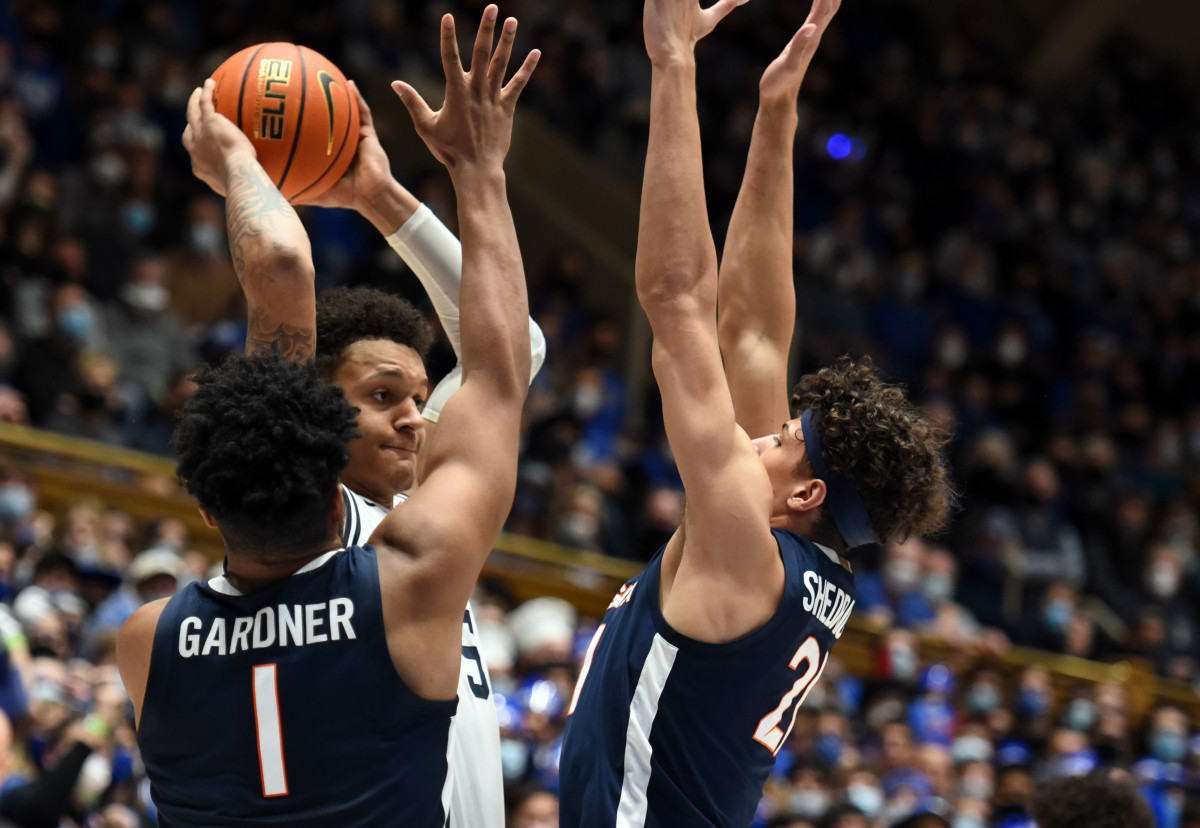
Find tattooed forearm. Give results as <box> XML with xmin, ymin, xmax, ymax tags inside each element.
<box><xmin>223</xmin><ymin>156</ymin><xmax>306</xmax><ymax>277</ymax></box>
<box><xmin>246</xmin><ymin>307</ymin><xmax>315</xmax><ymax>361</ymax></box>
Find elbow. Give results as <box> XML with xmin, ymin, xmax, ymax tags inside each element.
<box><xmin>241</xmin><ymin>245</ymin><xmax>315</xmax><ymax>289</ymax></box>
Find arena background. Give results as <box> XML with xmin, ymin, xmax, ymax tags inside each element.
<box><xmin>3</xmin><ymin>0</ymin><xmax>1200</xmax><ymax>826</ymax></box>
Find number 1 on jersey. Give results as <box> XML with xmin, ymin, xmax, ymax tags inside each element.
<box><xmin>253</xmin><ymin>664</ymin><xmax>289</xmax><ymax>797</ymax></box>
<box><xmin>753</xmin><ymin>637</ymin><xmax>827</xmax><ymax>755</ymax></box>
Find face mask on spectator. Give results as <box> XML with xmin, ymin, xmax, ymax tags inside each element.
<box><xmin>121</xmin><ymin>199</ymin><xmax>156</xmax><ymax>236</ymax></box>
<box><xmin>884</xmin><ymin>559</ymin><xmax>921</xmax><ymax>592</ymax></box>
<box><xmin>500</xmin><ymin>737</ymin><xmax>529</xmax><ymax>782</ymax></box>
<box><xmin>922</xmin><ymin>573</ymin><xmax>955</xmax><ymax>603</ymax></box>
<box><xmin>90</xmin><ymin>151</ymin><xmax>126</xmax><ymax>187</ymax></box>
<box><xmin>1152</xmin><ymin>729</ymin><xmax>1188</xmax><ymax>763</ymax></box>
<box><xmin>845</xmin><ymin>783</ymin><xmax>883</xmax><ymax>817</ymax></box>
<box><xmin>56</xmin><ymin>303</ymin><xmax>93</xmax><ymax>344</ymax></box>
<box><xmin>952</xmin><ymin>735</ymin><xmax>994</xmax><ymax>764</ymax></box>
<box><xmin>960</xmin><ymin>773</ymin><xmax>993</xmax><ymax>800</ymax></box>
<box><xmin>889</xmin><ymin>644</ymin><xmax>918</xmax><ymax>682</ymax></box>
<box><xmin>572</xmin><ymin>384</ymin><xmax>603</xmax><ymax>419</ymax></box>
<box><xmin>120</xmin><ymin>281</ymin><xmax>170</xmax><ymax>314</ymax></box>
<box><xmin>1064</xmin><ymin>698</ymin><xmax>1097</xmax><ymax>732</ymax></box>
<box><xmin>189</xmin><ymin>222</ymin><xmax>224</xmax><ymax>255</ymax></box>
<box><xmin>1016</xmin><ymin>687</ymin><xmax>1050</xmax><ymax>718</ymax></box>
<box><xmin>0</xmin><ymin>483</ymin><xmax>34</xmax><ymax>523</ymax></box>
<box><xmin>965</xmin><ymin>683</ymin><xmax>1000</xmax><ymax>715</ymax></box>
<box><xmin>953</xmin><ymin>815</ymin><xmax>987</xmax><ymax>828</ymax></box>
<box><xmin>1041</xmin><ymin>599</ymin><xmax>1073</xmax><ymax>632</ymax></box>
<box><xmin>1147</xmin><ymin>564</ymin><xmax>1180</xmax><ymax>600</ymax></box>
<box><xmin>787</xmin><ymin>790</ymin><xmax>830</xmax><ymax>819</ymax></box>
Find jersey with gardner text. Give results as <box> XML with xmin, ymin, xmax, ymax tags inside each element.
<box><xmin>559</xmin><ymin>529</ymin><xmax>856</xmax><ymax>828</ymax></box>
<box><xmin>342</xmin><ymin>484</ymin><xmax>504</xmax><ymax>828</ymax></box>
<box><xmin>137</xmin><ymin>545</ymin><xmax>455</xmax><ymax>828</ymax></box>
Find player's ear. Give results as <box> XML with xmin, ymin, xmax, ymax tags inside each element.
<box><xmin>198</xmin><ymin>508</ymin><xmax>218</xmax><ymax>529</ymax></box>
<box><xmin>787</xmin><ymin>477</ymin><xmax>826</xmax><ymax>515</ymax></box>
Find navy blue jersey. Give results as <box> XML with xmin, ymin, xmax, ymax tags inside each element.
<box><xmin>559</xmin><ymin>529</ymin><xmax>856</xmax><ymax>828</ymax></box>
<box><xmin>137</xmin><ymin>545</ymin><xmax>456</xmax><ymax>828</ymax></box>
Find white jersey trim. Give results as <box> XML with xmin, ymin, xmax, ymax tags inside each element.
<box><xmin>616</xmin><ymin>633</ymin><xmax>679</xmax><ymax>828</ymax></box>
<box><xmin>207</xmin><ymin>548</ymin><xmax>345</xmax><ymax>596</ymax></box>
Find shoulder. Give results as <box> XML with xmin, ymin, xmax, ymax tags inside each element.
<box><xmin>117</xmin><ymin>598</ymin><xmax>171</xmax><ymax>723</ymax></box>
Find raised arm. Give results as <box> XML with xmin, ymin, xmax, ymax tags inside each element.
<box><xmin>368</xmin><ymin>8</ymin><xmax>537</xmax><ymax>695</ymax></box>
<box><xmin>636</xmin><ymin>0</ymin><xmax>794</xmax><ymax>642</ymax></box>
<box><xmin>297</xmin><ymin>84</ymin><xmax>546</xmax><ymax>430</ymax></box>
<box><xmin>717</xmin><ymin>0</ymin><xmax>839</xmax><ymax>438</ymax></box>
<box><xmin>183</xmin><ymin>80</ymin><xmax>316</xmax><ymax>359</ymax></box>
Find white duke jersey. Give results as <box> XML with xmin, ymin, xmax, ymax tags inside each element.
<box><xmin>341</xmin><ymin>484</ymin><xmax>504</xmax><ymax>828</ymax></box>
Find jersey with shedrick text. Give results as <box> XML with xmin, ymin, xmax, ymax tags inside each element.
<box><xmin>137</xmin><ymin>545</ymin><xmax>456</xmax><ymax>828</ymax></box>
<box><xmin>559</xmin><ymin>529</ymin><xmax>856</xmax><ymax>828</ymax></box>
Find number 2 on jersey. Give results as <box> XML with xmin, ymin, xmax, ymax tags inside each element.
<box><xmin>253</xmin><ymin>664</ymin><xmax>289</xmax><ymax>797</ymax></box>
<box><xmin>753</xmin><ymin>637</ymin><xmax>827</xmax><ymax>755</ymax></box>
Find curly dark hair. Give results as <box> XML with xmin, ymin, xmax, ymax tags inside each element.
<box><xmin>1029</xmin><ymin>772</ymin><xmax>1154</xmax><ymax>828</ymax></box>
<box><xmin>790</xmin><ymin>356</ymin><xmax>955</xmax><ymax>549</ymax></box>
<box><xmin>314</xmin><ymin>286</ymin><xmax>432</xmax><ymax>379</ymax></box>
<box><xmin>172</xmin><ymin>351</ymin><xmax>360</xmax><ymax>558</ymax></box>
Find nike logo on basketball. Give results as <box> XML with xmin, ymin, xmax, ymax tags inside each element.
<box><xmin>317</xmin><ymin>70</ymin><xmax>337</xmax><ymax>155</ymax></box>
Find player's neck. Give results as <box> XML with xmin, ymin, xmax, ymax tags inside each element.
<box><xmin>224</xmin><ymin>541</ymin><xmax>343</xmax><ymax>593</ymax></box>
<box><xmin>339</xmin><ymin>477</ymin><xmax>413</xmax><ymax>506</ymax></box>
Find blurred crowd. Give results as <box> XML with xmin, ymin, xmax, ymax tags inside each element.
<box><xmin>2</xmin><ymin>0</ymin><xmax>1200</xmax><ymax>825</ymax></box>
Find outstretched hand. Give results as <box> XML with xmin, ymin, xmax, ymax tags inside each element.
<box><xmin>758</xmin><ymin>0</ymin><xmax>841</xmax><ymax>105</ymax></box>
<box><xmin>391</xmin><ymin>5</ymin><xmax>539</xmax><ymax>174</ymax></box>
<box><xmin>182</xmin><ymin>78</ymin><xmax>257</xmax><ymax>197</ymax></box>
<box><xmin>293</xmin><ymin>81</ymin><xmax>391</xmax><ymax>210</ymax></box>
<box><xmin>643</xmin><ymin>0</ymin><xmax>748</xmax><ymax>66</ymax></box>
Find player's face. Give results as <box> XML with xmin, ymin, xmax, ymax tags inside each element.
<box><xmin>750</xmin><ymin>417</ymin><xmax>813</xmax><ymax>516</ymax></box>
<box><xmin>332</xmin><ymin>339</ymin><xmax>428</xmax><ymax>504</ymax></box>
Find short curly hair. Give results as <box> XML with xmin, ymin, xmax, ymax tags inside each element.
<box><xmin>1029</xmin><ymin>772</ymin><xmax>1153</xmax><ymax>828</ymax></box>
<box><xmin>172</xmin><ymin>351</ymin><xmax>360</xmax><ymax>558</ymax></box>
<box><xmin>314</xmin><ymin>287</ymin><xmax>432</xmax><ymax>379</ymax></box>
<box><xmin>790</xmin><ymin>356</ymin><xmax>955</xmax><ymax>549</ymax></box>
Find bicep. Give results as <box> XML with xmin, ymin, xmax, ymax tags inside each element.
<box><xmin>116</xmin><ymin>599</ymin><xmax>168</xmax><ymax>725</ymax></box>
<box><xmin>372</xmin><ymin>379</ymin><xmax>521</xmax><ymax>620</ymax></box>
<box><xmin>721</xmin><ymin>333</ymin><xmax>792</xmax><ymax>440</ymax></box>
<box><xmin>649</xmin><ymin>315</ymin><xmax>774</xmax><ymax>566</ymax></box>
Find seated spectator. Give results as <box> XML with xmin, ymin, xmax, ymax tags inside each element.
<box><xmin>1029</xmin><ymin>771</ymin><xmax>1153</xmax><ymax>828</ymax></box>
<box><xmin>856</xmin><ymin>539</ymin><xmax>936</xmax><ymax>628</ymax></box>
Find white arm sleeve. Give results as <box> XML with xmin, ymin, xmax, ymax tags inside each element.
<box><xmin>386</xmin><ymin>204</ymin><xmax>547</xmax><ymax>423</ymax></box>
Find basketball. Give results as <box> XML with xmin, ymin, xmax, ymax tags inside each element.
<box><xmin>210</xmin><ymin>43</ymin><xmax>360</xmax><ymax>203</ymax></box>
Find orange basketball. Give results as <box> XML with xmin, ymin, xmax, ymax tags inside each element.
<box><xmin>211</xmin><ymin>43</ymin><xmax>360</xmax><ymax>203</ymax></box>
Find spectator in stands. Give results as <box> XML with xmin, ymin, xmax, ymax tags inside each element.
<box><xmin>12</xmin><ymin>285</ymin><xmax>103</xmax><ymax>425</ymax></box>
<box><xmin>1029</xmin><ymin>771</ymin><xmax>1153</xmax><ymax>828</ymax></box>
<box><xmin>857</xmin><ymin>539</ymin><xmax>936</xmax><ymax>628</ymax></box>
<box><xmin>103</xmin><ymin>255</ymin><xmax>197</xmax><ymax>406</ymax></box>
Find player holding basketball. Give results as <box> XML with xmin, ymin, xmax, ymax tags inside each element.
<box><xmin>558</xmin><ymin>1</ymin><xmax>954</xmax><ymax>826</ymax></box>
<box><xmin>180</xmin><ymin>8</ymin><xmax>547</xmax><ymax>826</ymax></box>
<box><xmin>118</xmin><ymin>10</ymin><xmax>538</xmax><ymax>826</ymax></box>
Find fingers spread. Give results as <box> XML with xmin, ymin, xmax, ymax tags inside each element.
<box><xmin>502</xmin><ymin>48</ymin><xmax>540</xmax><ymax>107</ymax></box>
<box><xmin>440</xmin><ymin>14</ymin><xmax>462</xmax><ymax>79</ymax></box>
<box><xmin>489</xmin><ymin>18</ymin><xmax>518</xmax><ymax>93</ymax></box>
<box><xmin>392</xmin><ymin>80</ymin><xmax>435</xmax><ymax>127</ymax></box>
<box><xmin>470</xmin><ymin>5</ymin><xmax>499</xmax><ymax>87</ymax></box>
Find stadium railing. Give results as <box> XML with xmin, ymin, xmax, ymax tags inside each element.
<box><xmin>2</xmin><ymin>422</ymin><xmax>1197</xmax><ymax>725</ymax></box>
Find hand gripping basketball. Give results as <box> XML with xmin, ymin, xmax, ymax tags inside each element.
<box><xmin>183</xmin><ymin>79</ymin><xmax>257</xmax><ymax>198</ymax></box>
<box><xmin>390</xmin><ymin>5</ymin><xmax>540</xmax><ymax>173</ymax></box>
